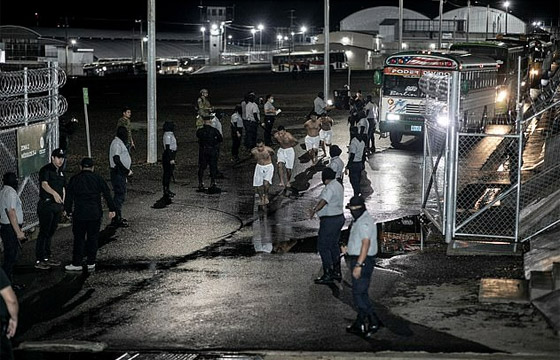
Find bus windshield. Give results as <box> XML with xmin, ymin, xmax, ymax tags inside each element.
<box><xmin>382</xmin><ymin>75</ymin><xmax>424</xmax><ymax>97</ymax></box>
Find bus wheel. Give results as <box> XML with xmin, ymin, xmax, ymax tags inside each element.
<box><xmin>390</xmin><ymin>131</ymin><xmax>403</xmax><ymax>146</ymax></box>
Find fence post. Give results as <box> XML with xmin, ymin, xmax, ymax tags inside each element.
<box><xmin>514</xmin><ymin>57</ymin><xmax>523</xmax><ymax>246</ymax></box>
<box><xmin>445</xmin><ymin>71</ymin><xmax>460</xmax><ymax>243</ymax></box>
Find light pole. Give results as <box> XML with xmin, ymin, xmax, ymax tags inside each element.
<box><xmin>277</xmin><ymin>34</ymin><xmax>283</xmax><ymax>49</ymax></box>
<box><xmin>251</xmin><ymin>28</ymin><xmax>257</xmax><ymax>52</ymax></box>
<box><xmin>258</xmin><ymin>24</ymin><xmax>264</xmax><ymax>52</ymax></box>
<box><xmin>135</xmin><ymin>19</ymin><xmax>143</xmax><ymax>62</ymax></box>
<box><xmin>65</xmin><ymin>39</ymin><xmax>76</xmax><ymax>74</ymax></box>
<box><xmin>504</xmin><ymin>1</ymin><xmax>510</xmax><ymax>34</ymax></box>
<box><xmin>200</xmin><ymin>26</ymin><xmax>206</xmax><ymax>55</ymax></box>
<box><xmin>300</xmin><ymin>26</ymin><xmax>307</xmax><ymax>44</ymax></box>
<box><xmin>142</xmin><ymin>36</ymin><xmax>148</xmax><ymax>62</ymax></box>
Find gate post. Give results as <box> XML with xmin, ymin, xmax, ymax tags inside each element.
<box><xmin>445</xmin><ymin>71</ymin><xmax>460</xmax><ymax>243</ymax></box>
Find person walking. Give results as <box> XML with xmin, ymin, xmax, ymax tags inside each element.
<box><xmin>0</xmin><ymin>173</ymin><xmax>25</xmax><ymax>284</ymax></box>
<box><xmin>109</xmin><ymin>126</ymin><xmax>133</xmax><ymax>228</ymax></box>
<box><xmin>343</xmin><ymin>195</ymin><xmax>382</xmax><ymax>338</ymax></box>
<box><xmin>64</xmin><ymin>158</ymin><xmax>116</xmax><ymax>272</ymax></box>
<box><xmin>251</xmin><ymin>140</ymin><xmax>275</xmax><ymax>206</ymax></box>
<box><xmin>230</xmin><ymin>105</ymin><xmax>243</xmax><ymax>162</ymax></box>
<box><xmin>244</xmin><ymin>93</ymin><xmax>260</xmax><ymax>150</ymax></box>
<box><xmin>345</xmin><ymin>127</ymin><xmax>366</xmax><ymax>197</ymax></box>
<box><xmin>319</xmin><ymin>114</ymin><xmax>334</xmax><ymax>158</ymax></box>
<box><xmin>0</xmin><ymin>268</ymin><xmax>18</xmax><ymax>360</ymax></box>
<box><xmin>35</xmin><ymin>148</ymin><xmax>66</xmax><ymax>270</ymax></box>
<box><xmin>263</xmin><ymin>94</ymin><xmax>279</xmax><ymax>146</ymax></box>
<box><xmin>304</xmin><ymin>115</ymin><xmax>321</xmax><ymax>165</ymax></box>
<box><xmin>162</xmin><ymin>121</ymin><xmax>177</xmax><ymax>199</ymax></box>
<box><xmin>313</xmin><ymin>91</ymin><xmax>334</xmax><ymax>117</ymax></box>
<box><xmin>309</xmin><ymin>168</ymin><xmax>345</xmax><ymax>284</ymax></box>
<box><xmin>364</xmin><ymin>95</ymin><xmax>379</xmax><ymax>153</ymax></box>
<box><xmin>117</xmin><ymin>106</ymin><xmax>135</xmax><ymax>150</ymax></box>
<box><xmin>196</xmin><ymin>116</ymin><xmax>223</xmax><ymax>192</ymax></box>
<box><xmin>328</xmin><ymin>145</ymin><xmax>344</xmax><ymax>184</ymax></box>
<box><xmin>273</xmin><ymin>125</ymin><xmax>298</xmax><ymax>191</ymax></box>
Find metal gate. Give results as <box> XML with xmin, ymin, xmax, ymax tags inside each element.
<box><xmin>0</xmin><ymin>63</ymin><xmax>67</xmax><ymax>230</ymax></box>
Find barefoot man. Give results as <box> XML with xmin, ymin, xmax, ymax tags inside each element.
<box><xmin>319</xmin><ymin>114</ymin><xmax>334</xmax><ymax>158</ymax></box>
<box><xmin>252</xmin><ymin>140</ymin><xmax>275</xmax><ymax>205</ymax></box>
<box><xmin>304</xmin><ymin>115</ymin><xmax>321</xmax><ymax>165</ymax></box>
<box><xmin>273</xmin><ymin>126</ymin><xmax>298</xmax><ymax>190</ymax></box>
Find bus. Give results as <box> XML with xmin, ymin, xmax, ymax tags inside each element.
<box><xmin>156</xmin><ymin>58</ymin><xmax>180</xmax><ymax>75</ymax></box>
<box><xmin>271</xmin><ymin>50</ymin><xmax>347</xmax><ymax>73</ymax></box>
<box><xmin>379</xmin><ymin>51</ymin><xmax>499</xmax><ymax>146</ymax></box>
<box><xmin>450</xmin><ymin>41</ymin><xmax>528</xmax><ymax>114</ymax></box>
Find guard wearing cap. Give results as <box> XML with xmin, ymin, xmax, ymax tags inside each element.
<box><xmin>328</xmin><ymin>144</ymin><xmax>344</xmax><ymax>184</ymax></box>
<box><xmin>0</xmin><ymin>172</ymin><xmax>25</xmax><ymax>283</ymax></box>
<box><xmin>343</xmin><ymin>195</ymin><xmax>382</xmax><ymax>338</ymax></box>
<box><xmin>35</xmin><ymin>148</ymin><xmax>66</xmax><ymax>270</ymax></box>
<box><xmin>64</xmin><ymin>158</ymin><xmax>116</xmax><ymax>272</ymax></box>
<box><xmin>309</xmin><ymin>167</ymin><xmax>345</xmax><ymax>284</ymax></box>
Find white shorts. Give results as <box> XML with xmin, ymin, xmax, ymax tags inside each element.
<box><xmin>319</xmin><ymin>129</ymin><xmax>332</xmax><ymax>144</ymax></box>
<box><xmin>253</xmin><ymin>163</ymin><xmax>274</xmax><ymax>187</ymax></box>
<box><xmin>305</xmin><ymin>135</ymin><xmax>320</xmax><ymax>150</ymax></box>
<box><xmin>277</xmin><ymin>147</ymin><xmax>295</xmax><ymax>170</ymax></box>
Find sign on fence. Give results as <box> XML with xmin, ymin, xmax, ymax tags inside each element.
<box><xmin>17</xmin><ymin>123</ymin><xmax>48</xmax><ymax>177</ymax></box>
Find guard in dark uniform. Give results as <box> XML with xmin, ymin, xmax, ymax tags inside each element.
<box><xmin>196</xmin><ymin>117</ymin><xmax>223</xmax><ymax>191</ymax></box>
<box><xmin>35</xmin><ymin>148</ymin><xmax>66</xmax><ymax>270</ymax></box>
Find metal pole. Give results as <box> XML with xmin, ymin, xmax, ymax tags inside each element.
<box><xmin>324</xmin><ymin>0</ymin><xmax>330</xmax><ymax>101</ymax></box>
<box><xmin>486</xmin><ymin>5</ymin><xmax>489</xmax><ymax>39</ymax></box>
<box><xmin>259</xmin><ymin>31</ymin><xmax>262</xmax><ymax>52</ymax></box>
<box><xmin>438</xmin><ymin>0</ymin><xmax>444</xmax><ymax>49</ymax></box>
<box><xmin>399</xmin><ymin>0</ymin><xmax>403</xmax><ymax>51</ymax></box>
<box><xmin>202</xmin><ymin>31</ymin><xmax>205</xmax><ymax>55</ymax></box>
<box><xmin>140</xmin><ymin>21</ymin><xmax>144</xmax><ymax>62</ymax></box>
<box><xmin>467</xmin><ymin>0</ymin><xmax>470</xmax><ymax>42</ymax></box>
<box><xmin>514</xmin><ymin>57</ymin><xmax>523</xmax><ymax>245</ymax></box>
<box><xmin>505</xmin><ymin>6</ymin><xmax>508</xmax><ymax>34</ymax></box>
<box><xmin>23</xmin><ymin>67</ymin><xmax>28</xmax><ymax>126</ymax></box>
<box><xmin>147</xmin><ymin>0</ymin><xmax>157</xmax><ymax>164</ymax></box>
<box><xmin>445</xmin><ymin>72</ymin><xmax>460</xmax><ymax>243</ymax></box>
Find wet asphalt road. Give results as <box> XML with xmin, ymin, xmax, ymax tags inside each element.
<box><xmin>10</xmin><ymin>71</ymin><xmax>559</xmax><ymax>359</ymax></box>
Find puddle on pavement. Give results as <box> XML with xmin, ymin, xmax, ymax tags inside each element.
<box><xmin>15</xmin><ymin>351</ymin><xmax>265</xmax><ymax>360</ymax></box>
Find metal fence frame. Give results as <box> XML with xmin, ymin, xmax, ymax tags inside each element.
<box><xmin>0</xmin><ymin>62</ymin><xmax>66</xmax><ymax>230</ymax></box>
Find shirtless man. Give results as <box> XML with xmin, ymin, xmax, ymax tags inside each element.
<box><xmin>251</xmin><ymin>140</ymin><xmax>275</xmax><ymax>205</ymax></box>
<box><xmin>304</xmin><ymin>115</ymin><xmax>321</xmax><ymax>165</ymax></box>
<box><xmin>273</xmin><ymin>126</ymin><xmax>298</xmax><ymax>190</ymax></box>
<box><xmin>319</xmin><ymin>114</ymin><xmax>334</xmax><ymax>158</ymax></box>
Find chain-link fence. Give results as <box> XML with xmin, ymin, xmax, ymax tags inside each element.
<box><xmin>421</xmin><ymin>65</ymin><xmax>560</xmax><ymax>245</ymax></box>
<box><xmin>0</xmin><ymin>63</ymin><xmax>66</xmax><ymax>230</ymax></box>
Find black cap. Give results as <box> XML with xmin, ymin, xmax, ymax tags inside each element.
<box><xmin>80</xmin><ymin>157</ymin><xmax>94</xmax><ymax>168</ymax></box>
<box><xmin>346</xmin><ymin>195</ymin><xmax>365</xmax><ymax>209</ymax></box>
<box><xmin>51</xmin><ymin>148</ymin><xmax>65</xmax><ymax>158</ymax></box>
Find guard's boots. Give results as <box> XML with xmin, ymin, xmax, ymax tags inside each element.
<box><xmin>346</xmin><ymin>320</ymin><xmax>368</xmax><ymax>337</ymax></box>
<box><xmin>332</xmin><ymin>262</ymin><xmax>342</xmax><ymax>282</ymax></box>
<box><xmin>314</xmin><ymin>267</ymin><xmax>334</xmax><ymax>285</ymax></box>
<box><xmin>367</xmin><ymin>314</ymin><xmax>383</xmax><ymax>334</ymax></box>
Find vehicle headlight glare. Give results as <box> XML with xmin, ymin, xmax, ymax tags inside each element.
<box><xmin>496</xmin><ymin>90</ymin><xmax>508</xmax><ymax>103</ymax></box>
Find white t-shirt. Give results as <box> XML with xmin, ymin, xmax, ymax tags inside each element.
<box><xmin>163</xmin><ymin>131</ymin><xmax>177</xmax><ymax>151</ymax></box>
<box><xmin>347</xmin><ymin>210</ymin><xmax>377</xmax><ymax>256</ymax></box>
<box><xmin>349</xmin><ymin>137</ymin><xmax>365</xmax><ymax>163</ymax></box>
<box><xmin>314</xmin><ymin>96</ymin><xmax>326</xmax><ymax>115</ymax></box>
<box><xmin>0</xmin><ymin>185</ymin><xmax>23</xmax><ymax>225</ymax></box>
<box><xmin>329</xmin><ymin>156</ymin><xmax>344</xmax><ymax>180</ymax></box>
<box><xmin>231</xmin><ymin>113</ymin><xmax>243</xmax><ymax>128</ymax></box>
<box><xmin>246</xmin><ymin>102</ymin><xmax>260</xmax><ymax>122</ymax></box>
<box><xmin>109</xmin><ymin>137</ymin><xmax>131</xmax><ymax>169</ymax></box>
<box><xmin>317</xmin><ymin>180</ymin><xmax>344</xmax><ymax>217</ymax></box>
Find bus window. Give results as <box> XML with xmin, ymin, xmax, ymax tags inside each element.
<box><xmin>383</xmin><ymin>76</ymin><xmax>423</xmax><ymax>97</ymax></box>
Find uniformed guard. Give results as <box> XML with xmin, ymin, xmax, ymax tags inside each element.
<box><xmin>0</xmin><ymin>172</ymin><xmax>25</xmax><ymax>282</ymax></box>
<box><xmin>196</xmin><ymin>116</ymin><xmax>223</xmax><ymax>192</ymax></box>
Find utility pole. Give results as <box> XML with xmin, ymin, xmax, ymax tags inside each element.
<box><xmin>324</xmin><ymin>0</ymin><xmax>330</xmax><ymax>103</ymax></box>
<box><xmin>438</xmin><ymin>0</ymin><xmax>443</xmax><ymax>49</ymax></box>
<box><xmin>147</xmin><ymin>0</ymin><xmax>157</xmax><ymax>164</ymax></box>
<box><xmin>399</xmin><ymin>0</ymin><xmax>403</xmax><ymax>51</ymax></box>
<box><xmin>467</xmin><ymin>0</ymin><xmax>470</xmax><ymax>42</ymax></box>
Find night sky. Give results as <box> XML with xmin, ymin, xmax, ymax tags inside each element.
<box><xmin>1</xmin><ymin>0</ymin><xmax>557</xmax><ymax>32</ymax></box>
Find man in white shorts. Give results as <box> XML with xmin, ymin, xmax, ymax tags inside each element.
<box><xmin>319</xmin><ymin>114</ymin><xmax>334</xmax><ymax>158</ymax></box>
<box><xmin>304</xmin><ymin>115</ymin><xmax>321</xmax><ymax>165</ymax></box>
<box><xmin>251</xmin><ymin>140</ymin><xmax>275</xmax><ymax>205</ymax></box>
<box><xmin>273</xmin><ymin>126</ymin><xmax>298</xmax><ymax>192</ymax></box>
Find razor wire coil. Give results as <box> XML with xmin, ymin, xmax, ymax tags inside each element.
<box><xmin>0</xmin><ymin>67</ymin><xmax>66</xmax><ymax>98</ymax></box>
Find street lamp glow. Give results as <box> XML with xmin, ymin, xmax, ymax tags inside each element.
<box><xmin>300</xmin><ymin>26</ymin><xmax>307</xmax><ymax>33</ymax></box>
<box><xmin>291</xmin><ymin>32</ymin><xmax>295</xmax><ymax>36</ymax></box>
<box><xmin>251</xmin><ymin>28</ymin><xmax>257</xmax><ymax>35</ymax></box>
<box><xmin>504</xmin><ymin>1</ymin><xmax>510</xmax><ymax>8</ymax></box>
<box><xmin>70</xmin><ymin>39</ymin><xmax>77</xmax><ymax>45</ymax></box>
<box><xmin>211</xmin><ymin>23</ymin><xmax>218</xmax><ymax>30</ymax></box>
<box><xmin>200</xmin><ymin>27</ymin><xmax>206</xmax><ymax>33</ymax></box>
<box><xmin>258</xmin><ymin>24</ymin><xmax>264</xmax><ymax>31</ymax></box>
<box><xmin>277</xmin><ymin>34</ymin><xmax>283</xmax><ymax>40</ymax></box>
<box><xmin>228</xmin><ymin>35</ymin><xmax>233</xmax><ymax>39</ymax></box>
<box><xmin>143</xmin><ymin>36</ymin><xmax>148</xmax><ymax>42</ymax></box>
<box><xmin>284</xmin><ymin>36</ymin><xmax>289</xmax><ymax>40</ymax></box>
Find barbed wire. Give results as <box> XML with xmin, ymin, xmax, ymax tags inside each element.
<box><xmin>0</xmin><ymin>95</ymin><xmax>68</xmax><ymax>127</ymax></box>
<box><xmin>0</xmin><ymin>67</ymin><xmax>67</xmax><ymax>98</ymax></box>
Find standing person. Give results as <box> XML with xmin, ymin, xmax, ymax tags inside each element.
<box><xmin>304</xmin><ymin>115</ymin><xmax>321</xmax><ymax>165</ymax></box>
<box><xmin>0</xmin><ymin>173</ymin><xmax>25</xmax><ymax>284</ymax></box>
<box><xmin>309</xmin><ymin>168</ymin><xmax>345</xmax><ymax>284</ymax></box>
<box><xmin>35</xmin><ymin>148</ymin><xmax>66</xmax><ymax>270</ymax></box>
<box><xmin>109</xmin><ymin>126</ymin><xmax>133</xmax><ymax>228</ymax></box>
<box><xmin>196</xmin><ymin>116</ymin><xmax>223</xmax><ymax>191</ymax></box>
<box><xmin>245</xmin><ymin>93</ymin><xmax>260</xmax><ymax>150</ymax></box>
<box><xmin>162</xmin><ymin>121</ymin><xmax>177</xmax><ymax>199</ymax></box>
<box><xmin>364</xmin><ymin>95</ymin><xmax>379</xmax><ymax>153</ymax></box>
<box><xmin>0</xmin><ymin>268</ymin><xmax>18</xmax><ymax>360</ymax></box>
<box><xmin>319</xmin><ymin>114</ymin><xmax>334</xmax><ymax>158</ymax></box>
<box><xmin>251</xmin><ymin>140</ymin><xmax>275</xmax><ymax>206</ymax></box>
<box><xmin>313</xmin><ymin>91</ymin><xmax>334</xmax><ymax>117</ymax></box>
<box><xmin>345</xmin><ymin>127</ymin><xmax>366</xmax><ymax>197</ymax></box>
<box><xmin>357</xmin><ymin>113</ymin><xmax>370</xmax><ymax>141</ymax></box>
<box><xmin>328</xmin><ymin>145</ymin><xmax>344</xmax><ymax>184</ymax></box>
<box><xmin>343</xmin><ymin>195</ymin><xmax>381</xmax><ymax>338</ymax></box>
<box><xmin>197</xmin><ymin>88</ymin><xmax>214</xmax><ymax>119</ymax></box>
<box><xmin>273</xmin><ymin>126</ymin><xmax>298</xmax><ymax>190</ymax></box>
<box><xmin>117</xmin><ymin>106</ymin><xmax>135</xmax><ymax>150</ymax></box>
<box><xmin>263</xmin><ymin>94</ymin><xmax>279</xmax><ymax>146</ymax></box>
<box><xmin>241</xmin><ymin>92</ymin><xmax>252</xmax><ymax>148</ymax></box>
<box><xmin>64</xmin><ymin>158</ymin><xmax>116</xmax><ymax>272</ymax></box>
<box><xmin>230</xmin><ymin>105</ymin><xmax>243</xmax><ymax>162</ymax></box>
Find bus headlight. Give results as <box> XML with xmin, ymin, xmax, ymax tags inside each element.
<box><xmin>496</xmin><ymin>89</ymin><xmax>508</xmax><ymax>103</ymax></box>
<box><xmin>386</xmin><ymin>113</ymin><xmax>400</xmax><ymax>121</ymax></box>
